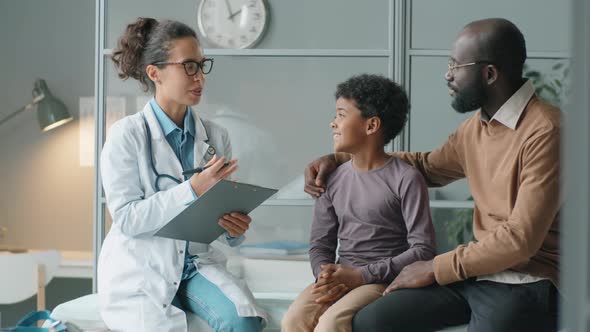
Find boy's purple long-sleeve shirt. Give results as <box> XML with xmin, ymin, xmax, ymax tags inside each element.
<box><xmin>309</xmin><ymin>157</ymin><xmax>436</xmax><ymax>284</ymax></box>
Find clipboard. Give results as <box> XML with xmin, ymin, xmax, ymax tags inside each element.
<box><xmin>155</xmin><ymin>180</ymin><xmax>277</xmax><ymax>244</ymax></box>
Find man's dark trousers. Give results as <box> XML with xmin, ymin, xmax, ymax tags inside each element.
<box><xmin>352</xmin><ymin>279</ymin><xmax>558</xmax><ymax>332</ymax></box>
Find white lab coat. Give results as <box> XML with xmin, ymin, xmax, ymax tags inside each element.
<box><xmin>98</xmin><ymin>103</ymin><xmax>267</xmax><ymax>332</ymax></box>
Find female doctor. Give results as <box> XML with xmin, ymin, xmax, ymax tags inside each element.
<box><xmin>98</xmin><ymin>18</ymin><xmax>266</xmax><ymax>332</ymax></box>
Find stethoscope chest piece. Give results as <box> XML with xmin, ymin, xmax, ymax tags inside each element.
<box><xmin>201</xmin><ymin>144</ymin><xmax>217</xmax><ymax>165</ymax></box>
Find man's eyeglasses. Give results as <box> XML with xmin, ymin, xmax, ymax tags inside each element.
<box><xmin>447</xmin><ymin>59</ymin><xmax>494</xmax><ymax>75</ymax></box>
<box><xmin>153</xmin><ymin>58</ymin><xmax>214</xmax><ymax>76</ymax></box>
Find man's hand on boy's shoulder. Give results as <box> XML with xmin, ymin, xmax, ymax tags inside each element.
<box><xmin>383</xmin><ymin>260</ymin><xmax>435</xmax><ymax>295</ymax></box>
<box><xmin>304</xmin><ymin>153</ymin><xmax>350</xmax><ymax>197</ymax></box>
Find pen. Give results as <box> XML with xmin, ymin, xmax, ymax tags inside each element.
<box><xmin>182</xmin><ymin>162</ymin><xmax>230</xmax><ymax>176</ymax></box>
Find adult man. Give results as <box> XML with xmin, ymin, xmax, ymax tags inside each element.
<box><xmin>304</xmin><ymin>18</ymin><xmax>560</xmax><ymax>331</ymax></box>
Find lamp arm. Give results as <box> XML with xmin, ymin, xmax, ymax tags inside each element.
<box><xmin>0</xmin><ymin>94</ymin><xmax>45</xmax><ymax>127</ymax></box>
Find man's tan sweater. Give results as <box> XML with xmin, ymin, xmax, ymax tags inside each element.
<box><xmin>395</xmin><ymin>96</ymin><xmax>560</xmax><ymax>286</ymax></box>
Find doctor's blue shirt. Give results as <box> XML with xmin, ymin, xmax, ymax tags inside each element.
<box><xmin>149</xmin><ymin>98</ymin><xmax>242</xmax><ymax>281</ymax></box>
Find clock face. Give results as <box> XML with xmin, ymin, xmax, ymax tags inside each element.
<box><xmin>197</xmin><ymin>0</ymin><xmax>268</xmax><ymax>49</ymax></box>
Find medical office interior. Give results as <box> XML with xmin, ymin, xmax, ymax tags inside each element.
<box><xmin>0</xmin><ymin>0</ymin><xmax>587</xmax><ymax>331</ymax></box>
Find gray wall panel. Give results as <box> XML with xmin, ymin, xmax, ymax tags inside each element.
<box><xmin>0</xmin><ymin>0</ymin><xmax>95</xmax><ymax>251</ymax></box>
<box><xmin>411</xmin><ymin>0</ymin><xmax>572</xmax><ymax>52</ymax></box>
<box><xmin>106</xmin><ymin>0</ymin><xmax>390</xmax><ymax>50</ymax></box>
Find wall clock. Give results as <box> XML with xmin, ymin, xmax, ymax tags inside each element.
<box><xmin>197</xmin><ymin>0</ymin><xmax>269</xmax><ymax>49</ymax></box>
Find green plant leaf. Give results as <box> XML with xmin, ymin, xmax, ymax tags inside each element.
<box><xmin>526</xmin><ymin>71</ymin><xmax>541</xmax><ymax>78</ymax></box>
<box><xmin>536</xmin><ymin>85</ymin><xmax>547</xmax><ymax>95</ymax></box>
<box><xmin>545</xmin><ymin>85</ymin><xmax>558</xmax><ymax>97</ymax></box>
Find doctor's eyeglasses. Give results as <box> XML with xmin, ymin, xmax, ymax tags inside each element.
<box><xmin>153</xmin><ymin>58</ymin><xmax>214</xmax><ymax>76</ymax></box>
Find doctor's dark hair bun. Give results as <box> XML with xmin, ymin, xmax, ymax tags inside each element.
<box><xmin>111</xmin><ymin>17</ymin><xmax>199</xmax><ymax>92</ymax></box>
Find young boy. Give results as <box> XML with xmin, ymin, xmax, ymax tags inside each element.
<box><xmin>282</xmin><ymin>74</ymin><xmax>436</xmax><ymax>332</ymax></box>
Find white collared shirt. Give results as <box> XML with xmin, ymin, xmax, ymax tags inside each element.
<box><xmin>480</xmin><ymin>79</ymin><xmax>535</xmax><ymax>130</ymax></box>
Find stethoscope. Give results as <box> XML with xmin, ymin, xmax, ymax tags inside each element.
<box><xmin>142</xmin><ymin>114</ymin><xmax>216</xmax><ymax>192</ymax></box>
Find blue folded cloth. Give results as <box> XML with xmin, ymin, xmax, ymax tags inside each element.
<box><xmin>239</xmin><ymin>241</ymin><xmax>309</xmax><ymax>255</ymax></box>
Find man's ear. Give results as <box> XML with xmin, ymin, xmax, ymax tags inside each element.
<box><xmin>146</xmin><ymin>65</ymin><xmax>160</xmax><ymax>84</ymax></box>
<box><xmin>485</xmin><ymin>64</ymin><xmax>499</xmax><ymax>85</ymax></box>
<box><xmin>366</xmin><ymin>117</ymin><xmax>381</xmax><ymax>135</ymax></box>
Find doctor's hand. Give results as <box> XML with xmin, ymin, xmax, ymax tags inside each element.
<box><xmin>218</xmin><ymin>212</ymin><xmax>251</xmax><ymax>238</ymax></box>
<box><xmin>304</xmin><ymin>153</ymin><xmax>349</xmax><ymax>197</ymax></box>
<box><xmin>190</xmin><ymin>155</ymin><xmax>238</xmax><ymax>197</ymax></box>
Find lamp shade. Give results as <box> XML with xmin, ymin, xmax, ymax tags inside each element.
<box><xmin>34</xmin><ymin>79</ymin><xmax>73</xmax><ymax>131</ymax></box>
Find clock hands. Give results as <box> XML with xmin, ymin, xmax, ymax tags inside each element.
<box><xmin>224</xmin><ymin>0</ymin><xmax>236</xmax><ymax>21</ymax></box>
<box><xmin>228</xmin><ymin>9</ymin><xmax>242</xmax><ymax>20</ymax></box>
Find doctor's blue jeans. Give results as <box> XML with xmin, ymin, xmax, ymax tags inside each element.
<box><xmin>172</xmin><ymin>271</ymin><xmax>263</xmax><ymax>332</ymax></box>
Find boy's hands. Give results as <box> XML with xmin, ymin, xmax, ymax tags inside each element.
<box><xmin>312</xmin><ymin>276</ymin><xmax>349</xmax><ymax>304</ymax></box>
<box><xmin>312</xmin><ymin>264</ymin><xmax>365</xmax><ymax>303</ymax></box>
<box><xmin>318</xmin><ymin>264</ymin><xmax>365</xmax><ymax>289</ymax></box>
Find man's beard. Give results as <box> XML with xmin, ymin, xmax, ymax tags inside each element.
<box><xmin>450</xmin><ymin>79</ymin><xmax>487</xmax><ymax>114</ymax></box>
